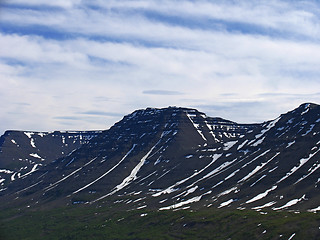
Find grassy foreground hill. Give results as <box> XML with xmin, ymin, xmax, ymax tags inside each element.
<box><xmin>1</xmin><ymin>205</ymin><xmax>320</xmax><ymax>240</ymax></box>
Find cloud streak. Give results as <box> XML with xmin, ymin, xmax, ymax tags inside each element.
<box><xmin>143</xmin><ymin>90</ymin><xmax>184</xmax><ymax>95</ymax></box>
<box><xmin>78</xmin><ymin>111</ymin><xmax>124</xmax><ymax>117</ymax></box>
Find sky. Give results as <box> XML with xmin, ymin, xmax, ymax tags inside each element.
<box><xmin>1</xmin><ymin>0</ymin><xmax>320</xmax><ymax>135</ymax></box>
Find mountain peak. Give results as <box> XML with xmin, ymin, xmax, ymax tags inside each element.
<box><xmin>128</xmin><ymin>106</ymin><xmax>201</xmax><ymax>115</ymax></box>
<box><xmin>296</xmin><ymin>102</ymin><xmax>319</xmax><ymax>112</ymax></box>
<box><xmin>299</xmin><ymin>102</ymin><xmax>318</xmax><ymax>108</ymax></box>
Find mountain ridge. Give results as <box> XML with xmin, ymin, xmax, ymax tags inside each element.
<box><xmin>1</xmin><ymin>103</ymin><xmax>320</xmax><ymax>213</ymax></box>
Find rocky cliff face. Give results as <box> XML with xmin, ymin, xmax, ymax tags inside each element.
<box><xmin>1</xmin><ymin>103</ymin><xmax>320</xmax><ymax>213</ymax></box>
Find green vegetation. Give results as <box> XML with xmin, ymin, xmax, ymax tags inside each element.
<box><xmin>1</xmin><ymin>205</ymin><xmax>320</xmax><ymax>240</ymax></box>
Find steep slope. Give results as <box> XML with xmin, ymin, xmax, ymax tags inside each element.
<box><xmin>1</xmin><ymin>103</ymin><xmax>320</xmax><ymax>213</ymax></box>
<box><xmin>0</xmin><ymin>131</ymin><xmax>100</xmax><ymax>191</ymax></box>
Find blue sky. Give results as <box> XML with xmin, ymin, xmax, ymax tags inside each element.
<box><xmin>1</xmin><ymin>0</ymin><xmax>320</xmax><ymax>134</ymax></box>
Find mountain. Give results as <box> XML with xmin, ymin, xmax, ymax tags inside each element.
<box><xmin>0</xmin><ymin>130</ymin><xmax>100</xmax><ymax>191</ymax></box>
<box><xmin>1</xmin><ymin>103</ymin><xmax>320</xmax><ymax>214</ymax></box>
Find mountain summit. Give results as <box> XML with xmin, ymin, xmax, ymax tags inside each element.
<box><xmin>1</xmin><ymin>104</ymin><xmax>320</xmax><ymax>212</ymax></box>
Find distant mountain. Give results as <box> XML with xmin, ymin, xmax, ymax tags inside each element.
<box><xmin>1</xmin><ymin>103</ymin><xmax>320</xmax><ymax>213</ymax></box>
<box><xmin>0</xmin><ymin>131</ymin><xmax>100</xmax><ymax>190</ymax></box>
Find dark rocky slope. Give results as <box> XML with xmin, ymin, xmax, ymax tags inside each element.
<box><xmin>0</xmin><ymin>131</ymin><xmax>100</xmax><ymax>190</ymax></box>
<box><xmin>1</xmin><ymin>103</ymin><xmax>320</xmax><ymax>213</ymax></box>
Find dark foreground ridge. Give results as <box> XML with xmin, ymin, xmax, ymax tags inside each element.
<box><xmin>1</xmin><ymin>103</ymin><xmax>320</xmax><ymax>239</ymax></box>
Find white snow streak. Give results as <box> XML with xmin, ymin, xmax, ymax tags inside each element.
<box><xmin>112</xmin><ymin>145</ymin><xmax>156</xmax><ymax>191</ymax></box>
<box><xmin>44</xmin><ymin>157</ymin><xmax>97</xmax><ymax>191</ymax></box>
<box><xmin>93</xmin><ymin>142</ymin><xmax>159</xmax><ymax>202</ymax></box>
<box><xmin>24</xmin><ymin>132</ymin><xmax>37</xmax><ymax>148</ymax></box>
<box><xmin>200</xmin><ymin>158</ymin><xmax>237</xmax><ymax>181</ymax></box>
<box><xmin>255</xmin><ymin>117</ymin><xmax>280</xmax><ymax>139</ymax></box>
<box><xmin>240</xmin><ymin>150</ymin><xmax>271</xmax><ymax>170</ymax></box>
<box><xmin>224</xmin><ymin>169</ymin><xmax>240</xmax><ymax>181</ymax></box>
<box><xmin>295</xmin><ymin>161</ymin><xmax>320</xmax><ymax>184</ymax></box>
<box><xmin>251</xmin><ymin>201</ymin><xmax>277</xmax><ymax>210</ymax></box>
<box><xmin>223</xmin><ymin>141</ymin><xmax>238</xmax><ymax>151</ymax></box>
<box><xmin>218</xmin><ymin>199</ymin><xmax>234</xmax><ymax>208</ymax></box>
<box><xmin>72</xmin><ymin>144</ymin><xmax>137</xmax><ymax>194</ymax></box>
<box><xmin>237</xmin><ymin>140</ymin><xmax>248</xmax><ymax>150</ymax></box>
<box><xmin>288</xmin><ymin>233</ymin><xmax>296</xmax><ymax>240</ymax></box>
<box><xmin>251</xmin><ymin>137</ymin><xmax>265</xmax><ymax>147</ymax></box>
<box><xmin>24</xmin><ymin>132</ymin><xmax>34</xmax><ymax>139</ymax></box>
<box><xmin>186</xmin><ymin>113</ymin><xmax>207</xmax><ymax>141</ymax></box>
<box><xmin>246</xmin><ymin>186</ymin><xmax>277</xmax><ymax>204</ymax></box>
<box><xmin>273</xmin><ymin>195</ymin><xmax>306</xmax><ymax>210</ymax></box>
<box><xmin>308</xmin><ymin>206</ymin><xmax>320</xmax><ymax>213</ymax></box>
<box><xmin>183</xmin><ymin>186</ymin><xmax>198</xmax><ymax>197</ymax></box>
<box><xmin>302</xmin><ymin>124</ymin><xmax>315</xmax><ymax>136</ymax></box>
<box><xmin>301</xmin><ymin>104</ymin><xmax>310</xmax><ymax>115</ymax></box>
<box><xmin>20</xmin><ymin>164</ymin><xmax>39</xmax><ymax>178</ymax></box>
<box><xmin>15</xmin><ymin>180</ymin><xmax>43</xmax><ymax>194</ymax></box>
<box><xmin>238</xmin><ymin>152</ymin><xmax>280</xmax><ymax>183</ymax></box>
<box><xmin>217</xmin><ymin>187</ymin><xmax>237</xmax><ymax>198</ymax></box>
<box><xmin>159</xmin><ymin>196</ymin><xmax>202</xmax><ymax>210</ymax></box>
<box><xmin>204</xmin><ymin>121</ymin><xmax>220</xmax><ymax>142</ymax></box>
<box><xmin>277</xmin><ymin>148</ymin><xmax>320</xmax><ymax>184</ymax></box>
<box><xmin>30</xmin><ymin>153</ymin><xmax>44</xmax><ymax>160</ymax></box>
<box><xmin>0</xmin><ymin>169</ymin><xmax>13</xmax><ymax>174</ymax></box>
<box><xmin>286</xmin><ymin>141</ymin><xmax>295</xmax><ymax>148</ymax></box>
<box><xmin>153</xmin><ymin>154</ymin><xmax>222</xmax><ymax>197</ymax></box>
<box><xmin>11</xmin><ymin>172</ymin><xmax>17</xmax><ymax>181</ymax></box>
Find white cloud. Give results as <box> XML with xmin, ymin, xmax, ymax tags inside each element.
<box><xmin>4</xmin><ymin>0</ymin><xmax>82</xmax><ymax>8</ymax></box>
<box><xmin>1</xmin><ymin>0</ymin><xmax>320</xmax><ymax>134</ymax></box>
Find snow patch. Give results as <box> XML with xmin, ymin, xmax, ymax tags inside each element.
<box><xmin>237</xmin><ymin>140</ymin><xmax>248</xmax><ymax>150</ymax></box>
<box><xmin>73</xmin><ymin>145</ymin><xmax>137</xmax><ymax>195</ymax></box>
<box><xmin>286</xmin><ymin>141</ymin><xmax>295</xmax><ymax>148</ymax></box>
<box><xmin>111</xmin><ymin>144</ymin><xmax>157</xmax><ymax>192</ymax></box>
<box><xmin>251</xmin><ymin>137</ymin><xmax>265</xmax><ymax>147</ymax></box>
<box><xmin>251</xmin><ymin>201</ymin><xmax>277</xmax><ymax>210</ymax></box>
<box><xmin>225</xmin><ymin>169</ymin><xmax>240</xmax><ymax>181</ymax></box>
<box><xmin>277</xmin><ymin>148</ymin><xmax>320</xmax><ymax>184</ymax></box>
<box><xmin>29</xmin><ymin>153</ymin><xmax>43</xmax><ymax>160</ymax></box>
<box><xmin>45</xmin><ymin>157</ymin><xmax>97</xmax><ymax>192</ymax></box>
<box><xmin>153</xmin><ymin>154</ymin><xmax>222</xmax><ymax>197</ymax></box>
<box><xmin>255</xmin><ymin>117</ymin><xmax>280</xmax><ymax>139</ymax></box>
<box><xmin>218</xmin><ymin>199</ymin><xmax>234</xmax><ymax>208</ymax></box>
<box><xmin>186</xmin><ymin>113</ymin><xmax>207</xmax><ymax>141</ymax></box>
<box><xmin>246</xmin><ymin>186</ymin><xmax>277</xmax><ymax>204</ymax></box>
<box><xmin>288</xmin><ymin>233</ymin><xmax>296</xmax><ymax>240</ymax></box>
<box><xmin>223</xmin><ymin>141</ymin><xmax>238</xmax><ymax>151</ymax></box>
<box><xmin>24</xmin><ymin>132</ymin><xmax>36</xmax><ymax>148</ymax></box>
<box><xmin>20</xmin><ymin>164</ymin><xmax>39</xmax><ymax>178</ymax></box>
<box><xmin>301</xmin><ymin>104</ymin><xmax>310</xmax><ymax>115</ymax></box>
<box><xmin>239</xmin><ymin>152</ymin><xmax>280</xmax><ymax>183</ymax></box>
<box><xmin>183</xmin><ymin>186</ymin><xmax>198</xmax><ymax>197</ymax></box>
<box><xmin>0</xmin><ymin>169</ymin><xmax>14</xmax><ymax>174</ymax></box>
<box><xmin>93</xmin><ymin>142</ymin><xmax>159</xmax><ymax>202</ymax></box>
<box><xmin>159</xmin><ymin>196</ymin><xmax>202</xmax><ymax>210</ymax></box>
<box><xmin>302</xmin><ymin>124</ymin><xmax>315</xmax><ymax>136</ymax></box>
<box><xmin>308</xmin><ymin>206</ymin><xmax>320</xmax><ymax>213</ymax></box>
<box><xmin>136</xmin><ymin>205</ymin><xmax>147</xmax><ymax>210</ymax></box>
<box><xmin>273</xmin><ymin>195</ymin><xmax>306</xmax><ymax>210</ymax></box>
<box><xmin>11</xmin><ymin>172</ymin><xmax>17</xmax><ymax>181</ymax></box>
<box><xmin>217</xmin><ymin>187</ymin><xmax>237</xmax><ymax>198</ymax></box>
